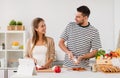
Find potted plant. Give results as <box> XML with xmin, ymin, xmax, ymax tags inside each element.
<box><xmin>7</xmin><ymin>20</ymin><xmax>16</xmax><ymax>30</ymax></box>
<box><xmin>16</xmin><ymin>21</ymin><xmax>25</xmax><ymax>30</ymax></box>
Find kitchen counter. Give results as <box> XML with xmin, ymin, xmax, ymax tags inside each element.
<box><xmin>11</xmin><ymin>68</ymin><xmax>120</xmax><ymax>78</ymax></box>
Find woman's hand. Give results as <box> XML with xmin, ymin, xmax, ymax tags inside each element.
<box><xmin>37</xmin><ymin>65</ymin><xmax>48</xmax><ymax>70</ymax></box>
<box><xmin>32</xmin><ymin>57</ymin><xmax>37</xmax><ymax>65</ymax></box>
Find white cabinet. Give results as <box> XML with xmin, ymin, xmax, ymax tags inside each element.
<box><xmin>0</xmin><ymin>32</ymin><xmax>5</xmax><ymax>68</ymax></box>
<box><xmin>8</xmin><ymin>69</ymin><xmax>17</xmax><ymax>78</ymax></box>
<box><xmin>0</xmin><ymin>31</ymin><xmax>26</xmax><ymax>78</ymax></box>
<box><xmin>0</xmin><ymin>70</ymin><xmax>4</xmax><ymax>78</ymax></box>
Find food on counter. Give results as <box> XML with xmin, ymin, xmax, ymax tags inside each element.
<box><xmin>36</xmin><ymin>65</ymin><xmax>42</xmax><ymax>70</ymax></box>
<box><xmin>104</xmin><ymin>53</ymin><xmax>111</xmax><ymax>58</ymax></box>
<box><xmin>95</xmin><ymin>49</ymin><xmax>106</xmax><ymax>59</ymax></box>
<box><xmin>95</xmin><ymin>49</ymin><xmax>120</xmax><ymax>73</ymax></box>
<box><xmin>96</xmin><ymin>58</ymin><xmax>112</xmax><ymax>65</ymax></box>
<box><xmin>104</xmin><ymin>51</ymin><xmax>119</xmax><ymax>59</ymax></box>
<box><xmin>96</xmin><ymin>49</ymin><xmax>120</xmax><ymax>60</ymax></box>
<box><xmin>111</xmin><ymin>58</ymin><xmax>120</xmax><ymax>68</ymax></box>
<box><xmin>72</xmin><ymin>67</ymin><xmax>86</xmax><ymax>71</ymax></box>
<box><xmin>36</xmin><ymin>65</ymin><xmax>46</xmax><ymax>70</ymax></box>
<box><xmin>52</xmin><ymin>65</ymin><xmax>61</xmax><ymax>73</ymax></box>
<box><xmin>115</xmin><ymin>48</ymin><xmax>120</xmax><ymax>57</ymax></box>
<box><xmin>110</xmin><ymin>51</ymin><xmax>119</xmax><ymax>58</ymax></box>
<box><xmin>97</xmin><ymin>64</ymin><xmax>120</xmax><ymax>73</ymax></box>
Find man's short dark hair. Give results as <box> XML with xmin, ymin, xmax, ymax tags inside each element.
<box><xmin>77</xmin><ymin>5</ymin><xmax>90</xmax><ymax>17</ymax></box>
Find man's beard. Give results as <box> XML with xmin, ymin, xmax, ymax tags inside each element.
<box><xmin>78</xmin><ymin>20</ymin><xmax>84</xmax><ymax>26</ymax></box>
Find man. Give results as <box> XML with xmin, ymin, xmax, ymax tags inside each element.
<box><xmin>59</xmin><ymin>5</ymin><xmax>101</xmax><ymax>68</ymax></box>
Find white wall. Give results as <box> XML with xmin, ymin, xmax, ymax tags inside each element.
<box><xmin>0</xmin><ymin>0</ymin><xmax>115</xmax><ymax>60</ymax></box>
<box><xmin>114</xmin><ymin>0</ymin><xmax>120</xmax><ymax>48</ymax></box>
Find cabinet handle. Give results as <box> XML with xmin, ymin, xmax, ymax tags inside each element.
<box><xmin>13</xmin><ymin>71</ymin><xmax>17</xmax><ymax>72</ymax></box>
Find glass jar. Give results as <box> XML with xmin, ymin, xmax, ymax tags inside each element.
<box><xmin>2</xmin><ymin>43</ymin><xmax>5</xmax><ymax>49</ymax></box>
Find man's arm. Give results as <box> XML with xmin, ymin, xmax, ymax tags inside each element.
<box><xmin>59</xmin><ymin>38</ymin><xmax>74</xmax><ymax>59</ymax></box>
<box><xmin>82</xmin><ymin>50</ymin><xmax>98</xmax><ymax>59</ymax></box>
<box><xmin>77</xmin><ymin>50</ymin><xmax>98</xmax><ymax>63</ymax></box>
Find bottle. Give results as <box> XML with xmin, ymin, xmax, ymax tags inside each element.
<box><xmin>2</xmin><ymin>43</ymin><xmax>5</xmax><ymax>49</ymax></box>
<box><xmin>91</xmin><ymin>64</ymin><xmax>97</xmax><ymax>72</ymax></box>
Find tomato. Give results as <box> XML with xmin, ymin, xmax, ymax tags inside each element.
<box><xmin>54</xmin><ymin>66</ymin><xmax>61</xmax><ymax>73</ymax></box>
<box><xmin>36</xmin><ymin>66</ymin><xmax>39</xmax><ymax>70</ymax></box>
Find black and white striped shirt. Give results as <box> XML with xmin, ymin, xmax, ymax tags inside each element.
<box><xmin>60</xmin><ymin>22</ymin><xmax>101</xmax><ymax>68</ymax></box>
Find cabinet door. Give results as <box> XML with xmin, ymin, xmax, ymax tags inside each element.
<box><xmin>0</xmin><ymin>70</ymin><xmax>4</xmax><ymax>78</ymax></box>
<box><xmin>8</xmin><ymin>69</ymin><xmax>17</xmax><ymax>78</ymax></box>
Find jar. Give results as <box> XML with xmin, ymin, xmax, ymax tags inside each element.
<box><xmin>2</xmin><ymin>43</ymin><xmax>5</xmax><ymax>49</ymax></box>
<box><xmin>91</xmin><ymin>64</ymin><xmax>97</xmax><ymax>72</ymax></box>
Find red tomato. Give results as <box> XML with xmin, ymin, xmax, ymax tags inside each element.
<box><xmin>54</xmin><ymin>66</ymin><xmax>61</xmax><ymax>73</ymax></box>
<box><xmin>36</xmin><ymin>67</ymin><xmax>39</xmax><ymax>70</ymax></box>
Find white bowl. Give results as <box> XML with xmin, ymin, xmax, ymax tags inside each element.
<box><xmin>12</xmin><ymin>46</ymin><xmax>19</xmax><ymax>49</ymax></box>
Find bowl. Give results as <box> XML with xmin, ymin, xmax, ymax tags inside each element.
<box><xmin>12</xmin><ymin>46</ymin><xmax>19</xmax><ymax>49</ymax></box>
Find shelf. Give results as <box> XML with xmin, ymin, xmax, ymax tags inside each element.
<box><xmin>0</xmin><ymin>67</ymin><xmax>5</xmax><ymax>70</ymax></box>
<box><xmin>0</xmin><ymin>67</ymin><xmax>18</xmax><ymax>70</ymax></box>
<box><xmin>0</xmin><ymin>49</ymin><xmax>24</xmax><ymax>52</ymax></box>
<box><xmin>6</xmin><ymin>31</ymin><xmax>25</xmax><ymax>33</ymax></box>
<box><xmin>0</xmin><ymin>31</ymin><xmax>25</xmax><ymax>72</ymax></box>
<box><xmin>6</xmin><ymin>49</ymin><xmax>24</xmax><ymax>52</ymax></box>
<box><xmin>0</xmin><ymin>50</ymin><xmax>6</xmax><ymax>51</ymax></box>
<box><xmin>7</xmin><ymin>67</ymin><xmax>18</xmax><ymax>70</ymax></box>
<box><xmin>0</xmin><ymin>31</ymin><xmax>25</xmax><ymax>33</ymax></box>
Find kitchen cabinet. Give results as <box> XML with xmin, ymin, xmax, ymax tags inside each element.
<box><xmin>8</xmin><ymin>69</ymin><xmax>17</xmax><ymax>78</ymax></box>
<box><xmin>0</xmin><ymin>70</ymin><xmax>4</xmax><ymax>78</ymax></box>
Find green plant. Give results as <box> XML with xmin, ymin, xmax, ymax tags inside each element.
<box><xmin>16</xmin><ymin>21</ymin><xmax>23</xmax><ymax>26</ymax></box>
<box><xmin>9</xmin><ymin>20</ymin><xmax>16</xmax><ymax>26</ymax></box>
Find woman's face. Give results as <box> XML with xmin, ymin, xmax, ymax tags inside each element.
<box><xmin>35</xmin><ymin>21</ymin><xmax>46</xmax><ymax>34</ymax></box>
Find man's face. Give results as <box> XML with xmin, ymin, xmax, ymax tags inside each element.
<box><xmin>75</xmin><ymin>12</ymin><xmax>87</xmax><ymax>25</ymax></box>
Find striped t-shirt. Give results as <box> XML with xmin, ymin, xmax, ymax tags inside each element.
<box><xmin>60</xmin><ymin>22</ymin><xmax>101</xmax><ymax>68</ymax></box>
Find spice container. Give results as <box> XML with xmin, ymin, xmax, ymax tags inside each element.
<box><xmin>2</xmin><ymin>43</ymin><xmax>5</xmax><ymax>49</ymax></box>
<box><xmin>91</xmin><ymin>64</ymin><xmax>97</xmax><ymax>72</ymax></box>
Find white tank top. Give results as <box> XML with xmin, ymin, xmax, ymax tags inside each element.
<box><xmin>32</xmin><ymin>45</ymin><xmax>47</xmax><ymax>66</ymax></box>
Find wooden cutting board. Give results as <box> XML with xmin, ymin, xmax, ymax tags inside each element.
<box><xmin>37</xmin><ymin>68</ymin><xmax>54</xmax><ymax>72</ymax></box>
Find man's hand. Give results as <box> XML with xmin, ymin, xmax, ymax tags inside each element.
<box><xmin>72</xmin><ymin>56</ymin><xmax>78</xmax><ymax>65</ymax></box>
<box><xmin>67</xmin><ymin>51</ymin><xmax>74</xmax><ymax>60</ymax></box>
<box><xmin>76</xmin><ymin>56</ymin><xmax>83</xmax><ymax>64</ymax></box>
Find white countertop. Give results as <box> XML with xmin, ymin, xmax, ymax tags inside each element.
<box><xmin>11</xmin><ymin>68</ymin><xmax>120</xmax><ymax>78</ymax></box>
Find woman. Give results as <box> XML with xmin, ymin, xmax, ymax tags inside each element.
<box><xmin>26</xmin><ymin>17</ymin><xmax>55</xmax><ymax>69</ymax></box>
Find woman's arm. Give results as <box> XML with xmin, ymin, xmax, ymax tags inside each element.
<box><xmin>43</xmin><ymin>59</ymin><xmax>53</xmax><ymax>68</ymax></box>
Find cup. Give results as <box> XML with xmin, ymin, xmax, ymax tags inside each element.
<box><xmin>0</xmin><ymin>46</ymin><xmax>2</xmax><ymax>50</ymax></box>
<box><xmin>0</xmin><ymin>58</ymin><xmax>4</xmax><ymax>68</ymax></box>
